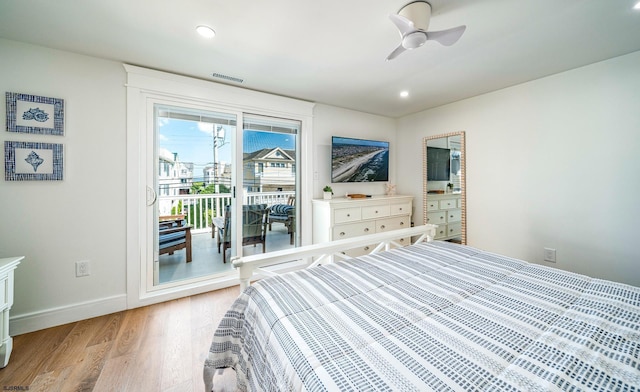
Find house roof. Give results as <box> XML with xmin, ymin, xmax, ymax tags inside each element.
<box><xmin>1</xmin><ymin>1</ymin><xmax>639</xmax><ymax>117</ymax></box>
<box><xmin>244</xmin><ymin>148</ymin><xmax>295</xmax><ymax>162</ymax></box>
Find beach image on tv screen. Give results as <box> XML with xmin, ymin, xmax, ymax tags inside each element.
<box><xmin>331</xmin><ymin>137</ymin><xmax>389</xmax><ymax>182</ymax></box>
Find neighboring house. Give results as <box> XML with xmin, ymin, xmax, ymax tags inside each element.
<box><xmin>243</xmin><ymin>147</ymin><xmax>296</xmax><ymax>192</ymax></box>
<box><xmin>203</xmin><ymin>162</ymin><xmax>232</xmax><ymax>189</ymax></box>
<box><xmin>158</xmin><ymin>148</ymin><xmax>194</xmax><ymax>215</ymax></box>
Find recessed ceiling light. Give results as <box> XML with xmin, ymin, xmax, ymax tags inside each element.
<box><xmin>400</xmin><ymin>91</ymin><xmax>409</xmax><ymax>98</ymax></box>
<box><xmin>196</xmin><ymin>25</ymin><xmax>216</xmax><ymax>39</ymax></box>
<box><xmin>634</xmin><ymin>1</ymin><xmax>640</xmax><ymax>9</ymax></box>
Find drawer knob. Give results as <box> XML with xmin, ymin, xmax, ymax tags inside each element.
<box><xmin>450</xmin><ymin>214</ymin><xmax>454</xmax><ymax>218</ymax></box>
<box><xmin>375</xmin><ymin>210</ymin><xmax>378</xmax><ymax>213</ymax></box>
<box><xmin>347</xmin><ymin>214</ymin><xmax>350</xmax><ymax>217</ymax></box>
<box><xmin>440</xmin><ymin>216</ymin><xmax>444</xmax><ymax>220</ymax></box>
<box><xmin>380</xmin><ymin>225</ymin><xmax>386</xmax><ymax>229</ymax></box>
<box><xmin>399</xmin><ymin>207</ymin><xmax>403</xmax><ymax>211</ymax></box>
<box><xmin>364</xmin><ymin>246</ymin><xmax>370</xmax><ymax>251</ymax></box>
<box><xmin>364</xmin><ymin>228</ymin><xmax>369</xmax><ymax>232</ymax></box>
<box><xmin>340</xmin><ymin>232</ymin><xmax>345</xmax><ymax>236</ymax></box>
<box><xmin>399</xmin><ymin>238</ymin><xmax>404</xmax><ymax>242</ymax></box>
<box><xmin>400</xmin><ymin>221</ymin><xmax>404</xmax><ymax>225</ymax></box>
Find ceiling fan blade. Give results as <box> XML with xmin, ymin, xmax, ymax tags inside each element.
<box><xmin>386</xmin><ymin>44</ymin><xmax>407</xmax><ymax>61</ymax></box>
<box><xmin>426</xmin><ymin>25</ymin><xmax>466</xmax><ymax>46</ymax></box>
<box><xmin>389</xmin><ymin>14</ymin><xmax>415</xmax><ymax>36</ymax></box>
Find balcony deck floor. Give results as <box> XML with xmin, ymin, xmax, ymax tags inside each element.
<box><xmin>158</xmin><ymin>223</ymin><xmax>294</xmax><ymax>284</ymax></box>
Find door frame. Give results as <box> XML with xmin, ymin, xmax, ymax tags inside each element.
<box><xmin>125</xmin><ymin>64</ymin><xmax>314</xmax><ymax>309</ymax></box>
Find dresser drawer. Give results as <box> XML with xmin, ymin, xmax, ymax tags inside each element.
<box><xmin>376</xmin><ymin>216</ymin><xmax>409</xmax><ymax>232</ymax></box>
<box><xmin>333</xmin><ymin>221</ymin><xmax>373</xmax><ymax>239</ymax></box>
<box><xmin>426</xmin><ymin>200</ymin><xmax>439</xmax><ymax>211</ymax></box>
<box><xmin>447</xmin><ymin>222</ymin><xmax>462</xmax><ymax>237</ymax></box>
<box><xmin>426</xmin><ymin>211</ymin><xmax>446</xmax><ymax>225</ymax></box>
<box><xmin>390</xmin><ymin>202</ymin><xmax>411</xmax><ymax>216</ymax></box>
<box><xmin>447</xmin><ymin>209</ymin><xmax>462</xmax><ymax>223</ymax></box>
<box><xmin>334</xmin><ymin>207</ymin><xmax>361</xmax><ymax>224</ymax></box>
<box><xmin>434</xmin><ymin>224</ymin><xmax>447</xmax><ymax>239</ymax></box>
<box><xmin>362</xmin><ymin>204</ymin><xmax>390</xmax><ymax>220</ymax></box>
<box><xmin>439</xmin><ymin>199</ymin><xmax>457</xmax><ymax>210</ymax></box>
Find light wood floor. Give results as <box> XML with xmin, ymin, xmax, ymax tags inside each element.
<box><xmin>0</xmin><ymin>286</ymin><xmax>241</xmax><ymax>392</ymax></box>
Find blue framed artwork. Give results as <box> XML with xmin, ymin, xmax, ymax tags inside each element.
<box><xmin>6</xmin><ymin>92</ymin><xmax>64</xmax><ymax>135</ymax></box>
<box><xmin>4</xmin><ymin>141</ymin><xmax>63</xmax><ymax>181</ymax></box>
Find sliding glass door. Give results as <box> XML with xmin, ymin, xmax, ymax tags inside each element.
<box><xmin>241</xmin><ymin>114</ymin><xmax>300</xmax><ymax>256</ymax></box>
<box><xmin>153</xmin><ymin>104</ymin><xmax>237</xmax><ymax>286</ymax></box>
<box><xmin>150</xmin><ymin>106</ymin><xmax>301</xmax><ymax>288</ymax></box>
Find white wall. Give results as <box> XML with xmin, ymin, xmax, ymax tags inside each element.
<box><xmin>0</xmin><ymin>39</ymin><xmax>128</xmax><ymax>331</ymax></box>
<box><xmin>397</xmin><ymin>51</ymin><xmax>640</xmax><ymax>286</ymax></box>
<box><xmin>0</xmin><ymin>40</ymin><xmax>397</xmax><ymax>334</ymax></box>
<box><xmin>312</xmin><ymin>104</ymin><xmax>397</xmax><ymax>199</ymax></box>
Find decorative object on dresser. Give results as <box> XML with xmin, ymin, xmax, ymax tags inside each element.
<box><xmin>0</xmin><ymin>256</ymin><xmax>23</xmax><ymax>368</ymax></box>
<box><xmin>312</xmin><ymin>195</ymin><xmax>413</xmax><ymax>257</ymax></box>
<box><xmin>346</xmin><ymin>193</ymin><xmax>368</xmax><ymax>199</ymax></box>
<box><xmin>322</xmin><ymin>185</ymin><xmax>333</xmax><ymax>200</ymax></box>
<box><xmin>385</xmin><ymin>182</ymin><xmax>397</xmax><ymax>196</ymax></box>
<box><xmin>423</xmin><ymin>131</ymin><xmax>466</xmax><ymax>244</ymax></box>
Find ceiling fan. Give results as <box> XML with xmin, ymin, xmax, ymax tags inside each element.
<box><xmin>386</xmin><ymin>1</ymin><xmax>466</xmax><ymax>61</ymax></box>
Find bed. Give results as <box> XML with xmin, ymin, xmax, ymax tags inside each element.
<box><xmin>204</xmin><ymin>237</ymin><xmax>640</xmax><ymax>391</ymax></box>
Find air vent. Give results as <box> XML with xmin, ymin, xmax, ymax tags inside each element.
<box><xmin>211</xmin><ymin>72</ymin><xmax>244</xmax><ymax>84</ymax></box>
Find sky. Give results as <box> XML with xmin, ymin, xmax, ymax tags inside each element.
<box><xmin>158</xmin><ymin>117</ymin><xmax>296</xmax><ymax>176</ymax></box>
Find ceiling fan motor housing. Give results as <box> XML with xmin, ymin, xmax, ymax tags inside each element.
<box><xmin>398</xmin><ymin>1</ymin><xmax>432</xmax><ymax>31</ymax></box>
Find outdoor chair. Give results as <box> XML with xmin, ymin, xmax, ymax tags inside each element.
<box><xmin>268</xmin><ymin>196</ymin><xmax>295</xmax><ymax>245</ymax></box>
<box><xmin>158</xmin><ymin>215</ymin><xmax>192</xmax><ymax>262</ymax></box>
<box><xmin>217</xmin><ymin>204</ymin><xmax>269</xmax><ymax>263</ymax></box>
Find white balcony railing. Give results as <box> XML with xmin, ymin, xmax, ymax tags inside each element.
<box><xmin>158</xmin><ymin>191</ymin><xmax>295</xmax><ymax>233</ymax></box>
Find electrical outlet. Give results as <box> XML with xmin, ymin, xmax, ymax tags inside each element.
<box><xmin>76</xmin><ymin>260</ymin><xmax>91</xmax><ymax>277</ymax></box>
<box><xmin>544</xmin><ymin>248</ymin><xmax>556</xmax><ymax>263</ymax></box>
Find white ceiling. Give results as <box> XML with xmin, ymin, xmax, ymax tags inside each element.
<box><xmin>1</xmin><ymin>0</ymin><xmax>639</xmax><ymax>118</ymax></box>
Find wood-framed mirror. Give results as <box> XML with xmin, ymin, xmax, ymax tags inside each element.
<box><xmin>422</xmin><ymin>131</ymin><xmax>466</xmax><ymax>244</ymax></box>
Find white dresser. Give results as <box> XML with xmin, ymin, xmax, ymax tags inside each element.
<box><xmin>312</xmin><ymin>195</ymin><xmax>413</xmax><ymax>257</ymax></box>
<box><xmin>425</xmin><ymin>193</ymin><xmax>462</xmax><ymax>241</ymax></box>
<box><xmin>0</xmin><ymin>256</ymin><xmax>22</xmax><ymax>368</ymax></box>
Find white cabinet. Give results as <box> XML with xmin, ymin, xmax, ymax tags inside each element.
<box><xmin>0</xmin><ymin>256</ymin><xmax>22</xmax><ymax>368</ymax></box>
<box><xmin>425</xmin><ymin>193</ymin><xmax>462</xmax><ymax>241</ymax></box>
<box><xmin>312</xmin><ymin>196</ymin><xmax>413</xmax><ymax>257</ymax></box>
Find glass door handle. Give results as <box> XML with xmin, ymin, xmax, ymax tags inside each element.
<box><xmin>146</xmin><ymin>186</ymin><xmax>157</xmax><ymax>206</ymax></box>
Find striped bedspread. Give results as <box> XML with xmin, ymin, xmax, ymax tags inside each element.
<box><xmin>204</xmin><ymin>241</ymin><xmax>640</xmax><ymax>391</ymax></box>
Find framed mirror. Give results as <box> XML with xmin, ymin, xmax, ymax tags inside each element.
<box><xmin>422</xmin><ymin>131</ymin><xmax>466</xmax><ymax>244</ymax></box>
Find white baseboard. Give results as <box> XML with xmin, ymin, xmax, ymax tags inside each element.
<box><xmin>9</xmin><ymin>294</ymin><xmax>128</xmax><ymax>336</ymax></box>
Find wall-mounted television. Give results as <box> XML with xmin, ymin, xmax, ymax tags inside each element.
<box><xmin>426</xmin><ymin>146</ymin><xmax>451</xmax><ymax>181</ymax></box>
<box><xmin>331</xmin><ymin>136</ymin><xmax>389</xmax><ymax>183</ymax></box>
